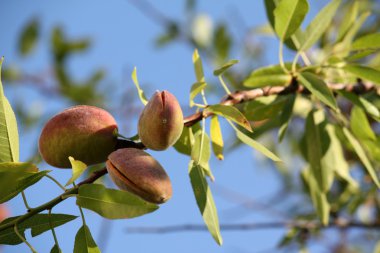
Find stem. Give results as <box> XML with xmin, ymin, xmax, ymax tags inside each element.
<box><xmin>279</xmin><ymin>41</ymin><xmax>289</xmax><ymax>74</ymax></box>
<box><xmin>200</xmin><ymin>89</ymin><xmax>208</xmax><ymax>106</ymax></box>
<box><xmin>292</xmin><ymin>52</ymin><xmax>301</xmax><ymax>73</ymax></box>
<box><xmin>78</xmin><ymin>206</ymin><xmax>87</xmax><ymax>226</ymax></box>
<box><xmin>14</xmin><ymin>223</ymin><xmax>37</xmax><ymax>253</ymax></box>
<box><xmin>45</xmin><ymin>174</ymin><xmax>66</xmax><ymax>191</ymax></box>
<box><xmin>21</xmin><ymin>192</ymin><xmax>32</xmax><ymax>211</ymax></box>
<box><xmin>48</xmin><ymin>208</ymin><xmax>61</xmax><ymax>253</ymax></box>
<box><xmin>218</xmin><ymin>76</ymin><xmax>232</xmax><ymax>95</ymax></box>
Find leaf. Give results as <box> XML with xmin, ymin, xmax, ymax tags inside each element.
<box><xmin>205</xmin><ymin>104</ymin><xmax>252</xmax><ymax>132</ymax></box>
<box><xmin>0</xmin><ymin>58</ymin><xmax>19</xmax><ymax>163</ymax></box>
<box><xmin>173</xmin><ymin>127</ymin><xmax>192</xmax><ymax>156</ymax></box>
<box><xmin>278</xmin><ymin>94</ymin><xmax>296</xmax><ymax>142</ymax></box>
<box><xmin>213</xmin><ymin>59</ymin><xmax>239</xmax><ymax>76</ymax></box>
<box><xmin>244</xmin><ymin>95</ymin><xmax>288</xmax><ymax>121</ymax></box>
<box><xmin>191</xmin><ymin>132</ymin><xmax>211</xmax><ymax>167</ymax></box>
<box><xmin>352</xmin><ymin>33</ymin><xmax>380</xmax><ymax>51</ymax></box>
<box><xmin>0</xmin><ymin>214</ymin><xmax>77</xmax><ymax>245</ymax></box>
<box><xmin>0</xmin><ymin>170</ymin><xmax>49</xmax><ymax>204</ymax></box>
<box><xmin>66</xmin><ymin>157</ymin><xmax>88</xmax><ymax>186</ymax></box>
<box><xmin>190</xmin><ymin>81</ymin><xmax>207</xmax><ymax>107</ymax></box>
<box><xmin>274</xmin><ymin>0</ymin><xmax>308</xmax><ymax>40</ymax></box>
<box><xmin>350</xmin><ymin>106</ymin><xmax>376</xmax><ymax>141</ymax></box>
<box><xmin>188</xmin><ymin>160</ymin><xmax>222</xmax><ymax>245</ymax></box>
<box><xmin>343</xmin><ymin>128</ymin><xmax>380</xmax><ymax>188</ymax></box>
<box><xmin>300</xmin><ymin>0</ymin><xmax>341</xmax><ymax>51</ymax></box>
<box><xmin>298</xmin><ymin>72</ymin><xmax>337</xmax><ymax>110</ymax></box>
<box><xmin>338</xmin><ymin>90</ymin><xmax>380</xmax><ymax>120</ymax></box>
<box><xmin>210</xmin><ymin>116</ymin><xmax>224</xmax><ymax>160</ymax></box>
<box><xmin>73</xmin><ymin>225</ymin><xmax>101</xmax><ymax>253</ymax></box>
<box><xmin>193</xmin><ymin>49</ymin><xmax>205</xmax><ymax>82</ymax></box>
<box><xmin>213</xmin><ymin>24</ymin><xmax>231</xmax><ymax>61</ymax></box>
<box><xmin>0</xmin><ymin>162</ymin><xmax>38</xmax><ymax>173</ymax></box>
<box><xmin>243</xmin><ymin>64</ymin><xmax>292</xmax><ymax>88</ymax></box>
<box><xmin>76</xmin><ymin>184</ymin><xmax>158</xmax><ymax>219</ymax></box>
<box><xmin>50</xmin><ymin>244</ymin><xmax>60</xmax><ymax>253</ymax></box>
<box><xmin>343</xmin><ymin>64</ymin><xmax>380</xmax><ymax>85</ymax></box>
<box><xmin>232</xmin><ymin>123</ymin><xmax>281</xmax><ymax>162</ymax></box>
<box><xmin>336</xmin><ymin>2</ymin><xmax>358</xmax><ymax>42</ymax></box>
<box><xmin>18</xmin><ymin>18</ymin><xmax>39</xmax><ymax>56</ymax></box>
<box><xmin>131</xmin><ymin>67</ymin><xmax>148</xmax><ymax>105</ymax></box>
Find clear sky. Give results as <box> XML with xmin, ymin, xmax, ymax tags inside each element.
<box><xmin>0</xmin><ymin>1</ymin><xmax>331</xmax><ymax>252</ymax></box>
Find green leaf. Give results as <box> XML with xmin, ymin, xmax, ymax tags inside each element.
<box><xmin>213</xmin><ymin>24</ymin><xmax>231</xmax><ymax>61</ymax></box>
<box><xmin>301</xmin><ymin>168</ymin><xmax>330</xmax><ymax>225</ymax></box>
<box><xmin>298</xmin><ymin>72</ymin><xmax>337</xmax><ymax>110</ymax></box>
<box><xmin>0</xmin><ymin>214</ymin><xmax>77</xmax><ymax>245</ymax></box>
<box><xmin>343</xmin><ymin>64</ymin><xmax>380</xmax><ymax>85</ymax></box>
<box><xmin>343</xmin><ymin>128</ymin><xmax>380</xmax><ymax>188</ymax></box>
<box><xmin>0</xmin><ymin>58</ymin><xmax>20</xmax><ymax>163</ymax></box>
<box><xmin>350</xmin><ymin>106</ymin><xmax>376</xmax><ymax>141</ymax></box>
<box><xmin>213</xmin><ymin>59</ymin><xmax>239</xmax><ymax>76</ymax></box>
<box><xmin>50</xmin><ymin>244</ymin><xmax>60</xmax><ymax>253</ymax></box>
<box><xmin>73</xmin><ymin>225</ymin><xmax>101</xmax><ymax>253</ymax></box>
<box><xmin>191</xmin><ymin>132</ymin><xmax>211</xmax><ymax>167</ymax></box>
<box><xmin>205</xmin><ymin>104</ymin><xmax>252</xmax><ymax>132</ymax></box>
<box><xmin>131</xmin><ymin>67</ymin><xmax>148</xmax><ymax>106</ymax></box>
<box><xmin>188</xmin><ymin>160</ymin><xmax>222</xmax><ymax>245</ymax></box>
<box><xmin>0</xmin><ymin>162</ymin><xmax>38</xmax><ymax>173</ymax></box>
<box><xmin>243</xmin><ymin>64</ymin><xmax>292</xmax><ymax>88</ymax></box>
<box><xmin>210</xmin><ymin>116</ymin><xmax>224</xmax><ymax>160</ymax></box>
<box><xmin>231</xmin><ymin>123</ymin><xmax>281</xmax><ymax>162</ymax></box>
<box><xmin>338</xmin><ymin>90</ymin><xmax>380</xmax><ymax>120</ymax></box>
<box><xmin>336</xmin><ymin>2</ymin><xmax>358</xmax><ymax>42</ymax></box>
<box><xmin>173</xmin><ymin>127</ymin><xmax>192</xmax><ymax>156</ymax></box>
<box><xmin>352</xmin><ymin>33</ymin><xmax>380</xmax><ymax>51</ymax></box>
<box><xmin>193</xmin><ymin>49</ymin><xmax>205</xmax><ymax>82</ymax></box>
<box><xmin>18</xmin><ymin>19</ymin><xmax>39</xmax><ymax>56</ymax></box>
<box><xmin>0</xmin><ymin>170</ymin><xmax>49</xmax><ymax>204</ymax></box>
<box><xmin>278</xmin><ymin>94</ymin><xmax>296</xmax><ymax>142</ymax></box>
<box><xmin>274</xmin><ymin>0</ymin><xmax>308</xmax><ymax>40</ymax></box>
<box><xmin>76</xmin><ymin>184</ymin><xmax>158</xmax><ymax>219</ymax></box>
<box><xmin>190</xmin><ymin>81</ymin><xmax>207</xmax><ymax>107</ymax></box>
<box><xmin>66</xmin><ymin>157</ymin><xmax>88</xmax><ymax>186</ymax></box>
<box><xmin>244</xmin><ymin>95</ymin><xmax>288</xmax><ymax>121</ymax></box>
<box><xmin>300</xmin><ymin>0</ymin><xmax>341</xmax><ymax>51</ymax></box>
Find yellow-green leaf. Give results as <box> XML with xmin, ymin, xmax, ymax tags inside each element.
<box><xmin>352</xmin><ymin>33</ymin><xmax>380</xmax><ymax>51</ymax></box>
<box><xmin>190</xmin><ymin>81</ymin><xmax>207</xmax><ymax>107</ymax></box>
<box><xmin>343</xmin><ymin>64</ymin><xmax>380</xmax><ymax>85</ymax></box>
<box><xmin>205</xmin><ymin>104</ymin><xmax>252</xmax><ymax>132</ymax></box>
<box><xmin>0</xmin><ymin>162</ymin><xmax>38</xmax><ymax>173</ymax></box>
<box><xmin>210</xmin><ymin>116</ymin><xmax>224</xmax><ymax>160</ymax></box>
<box><xmin>193</xmin><ymin>49</ymin><xmax>205</xmax><ymax>82</ymax></box>
<box><xmin>243</xmin><ymin>64</ymin><xmax>292</xmax><ymax>88</ymax></box>
<box><xmin>213</xmin><ymin>59</ymin><xmax>239</xmax><ymax>76</ymax></box>
<box><xmin>73</xmin><ymin>225</ymin><xmax>100</xmax><ymax>253</ymax></box>
<box><xmin>131</xmin><ymin>67</ymin><xmax>148</xmax><ymax>105</ymax></box>
<box><xmin>65</xmin><ymin>157</ymin><xmax>88</xmax><ymax>186</ymax></box>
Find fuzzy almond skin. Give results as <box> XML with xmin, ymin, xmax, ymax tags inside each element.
<box><xmin>39</xmin><ymin>105</ymin><xmax>118</xmax><ymax>168</ymax></box>
<box><xmin>106</xmin><ymin>148</ymin><xmax>172</xmax><ymax>204</ymax></box>
<box><xmin>138</xmin><ymin>90</ymin><xmax>184</xmax><ymax>150</ymax></box>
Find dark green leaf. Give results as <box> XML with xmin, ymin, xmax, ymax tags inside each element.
<box><xmin>76</xmin><ymin>184</ymin><xmax>158</xmax><ymax>219</ymax></box>
<box><xmin>274</xmin><ymin>0</ymin><xmax>308</xmax><ymax>40</ymax></box>
<box><xmin>188</xmin><ymin>161</ymin><xmax>222</xmax><ymax>245</ymax></box>
<box><xmin>243</xmin><ymin>64</ymin><xmax>292</xmax><ymax>88</ymax></box>
<box><xmin>210</xmin><ymin>116</ymin><xmax>224</xmax><ymax>160</ymax></box>
<box><xmin>300</xmin><ymin>0</ymin><xmax>341</xmax><ymax>51</ymax></box>
<box><xmin>73</xmin><ymin>225</ymin><xmax>101</xmax><ymax>253</ymax></box>
<box><xmin>0</xmin><ymin>170</ymin><xmax>49</xmax><ymax>203</ymax></box>
<box><xmin>18</xmin><ymin>19</ymin><xmax>39</xmax><ymax>56</ymax></box>
<box><xmin>343</xmin><ymin>64</ymin><xmax>380</xmax><ymax>85</ymax></box>
<box><xmin>299</xmin><ymin>72</ymin><xmax>337</xmax><ymax>110</ymax></box>
<box><xmin>190</xmin><ymin>81</ymin><xmax>207</xmax><ymax>107</ymax></box>
<box><xmin>50</xmin><ymin>244</ymin><xmax>61</xmax><ymax>253</ymax></box>
<box><xmin>244</xmin><ymin>95</ymin><xmax>288</xmax><ymax>121</ymax></box>
<box><xmin>352</xmin><ymin>33</ymin><xmax>380</xmax><ymax>51</ymax></box>
<box><xmin>278</xmin><ymin>94</ymin><xmax>296</xmax><ymax>142</ymax></box>
<box><xmin>213</xmin><ymin>59</ymin><xmax>239</xmax><ymax>76</ymax></box>
<box><xmin>131</xmin><ymin>67</ymin><xmax>148</xmax><ymax>106</ymax></box>
<box><xmin>205</xmin><ymin>104</ymin><xmax>252</xmax><ymax>132</ymax></box>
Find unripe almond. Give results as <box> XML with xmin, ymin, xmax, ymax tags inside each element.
<box><xmin>39</xmin><ymin>105</ymin><xmax>118</xmax><ymax>168</ymax></box>
<box><xmin>138</xmin><ymin>90</ymin><xmax>184</xmax><ymax>150</ymax></box>
<box><xmin>106</xmin><ymin>148</ymin><xmax>172</xmax><ymax>204</ymax></box>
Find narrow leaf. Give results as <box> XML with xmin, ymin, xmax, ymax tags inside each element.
<box><xmin>18</xmin><ymin>19</ymin><xmax>39</xmax><ymax>56</ymax></box>
<box><xmin>343</xmin><ymin>64</ymin><xmax>380</xmax><ymax>85</ymax></box>
<box><xmin>188</xmin><ymin>161</ymin><xmax>222</xmax><ymax>245</ymax></box>
<box><xmin>336</xmin><ymin>2</ymin><xmax>358</xmax><ymax>42</ymax></box>
<box><xmin>191</xmin><ymin>132</ymin><xmax>211</xmax><ymax>167</ymax></box>
<box><xmin>343</xmin><ymin>128</ymin><xmax>380</xmax><ymax>188</ymax></box>
<box><xmin>190</xmin><ymin>81</ymin><xmax>207</xmax><ymax>107</ymax></box>
<box><xmin>350</xmin><ymin>106</ymin><xmax>376</xmax><ymax>141</ymax></box>
<box><xmin>73</xmin><ymin>225</ymin><xmax>101</xmax><ymax>253</ymax></box>
<box><xmin>352</xmin><ymin>33</ymin><xmax>380</xmax><ymax>51</ymax></box>
<box><xmin>299</xmin><ymin>72</ymin><xmax>337</xmax><ymax>110</ymax></box>
<box><xmin>338</xmin><ymin>90</ymin><xmax>380</xmax><ymax>120</ymax></box>
<box><xmin>278</xmin><ymin>94</ymin><xmax>296</xmax><ymax>142</ymax></box>
<box><xmin>213</xmin><ymin>59</ymin><xmax>239</xmax><ymax>76</ymax></box>
<box><xmin>0</xmin><ymin>162</ymin><xmax>38</xmax><ymax>173</ymax></box>
<box><xmin>210</xmin><ymin>116</ymin><xmax>224</xmax><ymax>160</ymax></box>
<box><xmin>300</xmin><ymin>0</ymin><xmax>341</xmax><ymax>51</ymax></box>
<box><xmin>244</xmin><ymin>95</ymin><xmax>288</xmax><ymax>121</ymax></box>
<box><xmin>66</xmin><ymin>157</ymin><xmax>88</xmax><ymax>186</ymax></box>
<box><xmin>131</xmin><ymin>67</ymin><xmax>148</xmax><ymax>105</ymax></box>
<box><xmin>205</xmin><ymin>104</ymin><xmax>252</xmax><ymax>132</ymax></box>
<box><xmin>193</xmin><ymin>49</ymin><xmax>205</xmax><ymax>82</ymax></box>
<box><xmin>243</xmin><ymin>64</ymin><xmax>292</xmax><ymax>88</ymax></box>
<box><xmin>76</xmin><ymin>184</ymin><xmax>158</xmax><ymax>219</ymax></box>
<box><xmin>274</xmin><ymin>0</ymin><xmax>309</xmax><ymax>40</ymax></box>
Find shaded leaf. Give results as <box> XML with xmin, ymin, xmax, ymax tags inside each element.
<box><xmin>299</xmin><ymin>72</ymin><xmax>337</xmax><ymax>110</ymax></box>
<box><xmin>190</xmin><ymin>81</ymin><xmax>207</xmax><ymax>107</ymax></box>
<box><xmin>205</xmin><ymin>104</ymin><xmax>252</xmax><ymax>132</ymax></box>
<box><xmin>210</xmin><ymin>116</ymin><xmax>224</xmax><ymax>160</ymax></box>
<box><xmin>18</xmin><ymin>19</ymin><xmax>39</xmax><ymax>56</ymax></box>
<box><xmin>173</xmin><ymin>127</ymin><xmax>192</xmax><ymax>156</ymax></box>
<box><xmin>50</xmin><ymin>244</ymin><xmax>60</xmax><ymax>253</ymax></box>
<box><xmin>131</xmin><ymin>67</ymin><xmax>148</xmax><ymax>105</ymax></box>
<box><xmin>243</xmin><ymin>64</ymin><xmax>292</xmax><ymax>88</ymax></box>
<box><xmin>76</xmin><ymin>184</ymin><xmax>158</xmax><ymax>219</ymax></box>
<box><xmin>213</xmin><ymin>59</ymin><xmax>239</xmax><ymax>76</ymax></box>
<box><xmin>274</xmin><ymin>0</ymin><xmax>308</xmax><ymax>40</ymax></box>
<box><xmin>188</xmin><ymin>160</ymin><xmax>222</xmax><ymax>245</ymax></box>
<box><xmin>343</xmin><ymin>64</ymin><xmax>380</xmax><ymax>85</ymax></box>
<box><xmin>213</xmin><ymin>24</ymin><xmax>231</xmax><ymax>61</ymax></box>
<box><xmin>278</xmin><ymin>94</ymin><xmax>296</xmax><ymax>142</ymax></box>
<box><xmin>244</xmin><ymin>95</ymin><xmax>288</xmax><ymax>121</ymax></box>
<box><xmin>73</xmin><ymin>225</ymin><xmax>101</xmax><ymax>253</ymax></box>
<box><xmin>338</xmin><ymin>90</ymin><xmax>380</xmax><ymax>120</ymax></box>
<box><xmin>66</xmin><ymin>157</ymin><xmax>88</xmax><ymax>186</ymax></box>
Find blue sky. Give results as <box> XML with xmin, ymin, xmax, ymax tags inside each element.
<box><xmin>0</xmin><ymin>1</ymin><xmax>333</xmax><ymax>252</ymax></box>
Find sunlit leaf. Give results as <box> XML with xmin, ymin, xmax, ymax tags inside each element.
<box><xmin>205</xmin><ymin>104</ymin><xmax>252</xmax><ymax>132</ymax></box>
<box><xmin>274</xmin><ymin>0</ymin><xmax>308</xmax><ymax>40</ymax></box>
<box><xmin>188</xmin><ymin>160</ymin><xmax>222</xmax><ymax>245</ymax></box>
<box><xmin>213</xmin><ymin>59</ymin><xmax>239</xmax><ymax>76</ymax></box>
<box><xmin>343</xmin><ymin>64</ymin><xmax>380</xmax><ymax>85</ymax></box>
<box><xmin>352</xmin><ymin>33</ymin><xmax>380</xmax><ymax>51</ymax></box>
<box><xmin>336</xmin><ymin>2</ymin><xmax>358</xmax><ymax>42</ymax></box>
<box><xmin>191</xmin><ymin>132</ymin><xmax>211</xmax><ymax>167</ymax></box>
<box><xmin>0</xmin><ymin>162</ymin><xmax>38</xmax><ymax>173</ymax></box>
<box><xmin>173</xmin><ymin>127</ymin><xmax>192</xmax><ymax>156</ymax></box>
<box><xmin>73</xmin><ymin>225</ymin><xmax>101</xmax><ymax>253</ymax></box>
<box><xmin>65</xmin><ymin>157</ymin><xmax>88</xmax><ymax>186</ymax></box>
<box><xmin>299</xmin><ymin>72</ymin><xmax>337</xmax><ymax>110</ymax></box>
<box><xmin>193</xmin><ymin>49</ymin><xmax>205</xmax><ymax>82</ymax></box>
<box><xmin>190</xmin><ymin>81</ymin><xmax>207</xmax><ymax>107</ymax></box>
<box><xmin>243</xmin><ymin>64</ymin><xmax>292</xmax><ymax>88</ymax></box>
<box><xmin>76</xmin><ymin>184</ymin><xmax>158</xmax><ymax>219</ymax></box>
<box><xmin>210</xmin><ymin>116</ymin><xmax>224</xmax><ymax>160</ymax></box>
<box><xmin>131</xmin><ymin>67</ymin><xmax>148</xmax><ymax>105</ymax></box>
<box><xmin>350</xmin><ymin>106</ymin><xmax>376</xmax><ymax>141</ymax></box>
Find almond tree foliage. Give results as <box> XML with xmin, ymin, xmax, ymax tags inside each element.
<box><xmin>1</xmin><ymin>0</ymin><xmax>380</xmax><ymax>252</ymax></box>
